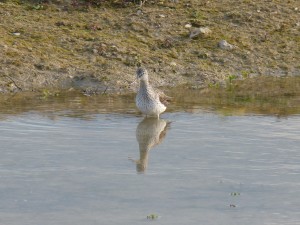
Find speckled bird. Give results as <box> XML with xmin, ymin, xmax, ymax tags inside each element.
<box><xmin>135</xmin><ymin>67</ymin><xmax>171</xmax><ymax>118</ymax></box>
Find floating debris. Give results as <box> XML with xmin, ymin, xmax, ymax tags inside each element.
<box><xmin>230</xmin><ymin>192</ymin><xmax>241</xmax><ymax>196</ymax></box>
<box><xmin>147</xmin><ymin>214</ymin><xmax>158</xmax><ymax>220</ymax></box>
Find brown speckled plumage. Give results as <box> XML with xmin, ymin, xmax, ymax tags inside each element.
<box><xmin>135</xmin><ymin>67</ymin><xmax>171</xmax><ymax>118</ymax></box>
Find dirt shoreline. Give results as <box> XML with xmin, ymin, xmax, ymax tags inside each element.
<box><xmin>0</xmin><ymin>0</ymin><xmax>299</xmax><ymax>94</ymax></box>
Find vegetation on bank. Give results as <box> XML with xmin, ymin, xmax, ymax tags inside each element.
<box><xmin>0</xmin><ymin>0</ymin><xmax>299</xmax><ymax>94</ymax></box>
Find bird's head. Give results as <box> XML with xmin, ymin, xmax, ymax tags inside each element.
<box><xmin>136</xmin><ymin>67</ymin><xmax>148</xmax><ymax>80</ymax></box>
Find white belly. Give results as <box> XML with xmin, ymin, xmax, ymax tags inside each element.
<box><xmin>136</xmin><ymin>94</ymin><xmax>166</xmax><ymax>117</ymax></box>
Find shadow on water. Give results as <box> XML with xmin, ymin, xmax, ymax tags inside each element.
<box><xmin>129</xmin><ymin>117</ymin><xmax>171</xmax><ymax>173</ymax></box>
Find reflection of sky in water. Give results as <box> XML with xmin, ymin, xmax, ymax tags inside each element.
<box><xmin>0</xmin><ymin>111</ymin><xmax>299</xmax><ymax>225</ymax></box>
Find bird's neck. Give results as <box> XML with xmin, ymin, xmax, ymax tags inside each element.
<box><xmin>139</xmin><ymin>79</ymin><xmax>150</xmax><ymax>90</ymax></box>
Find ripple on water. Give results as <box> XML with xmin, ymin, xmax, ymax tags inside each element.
<box><xmin>0</xmin><ymin>91</ymin><xmax>300</xmax><ymax>224</ymax></box>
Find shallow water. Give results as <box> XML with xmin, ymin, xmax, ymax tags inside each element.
<box><xmin>0</xmin><ymin>90</ymin><xmax>300</xmax><ymax>225</ymax></box>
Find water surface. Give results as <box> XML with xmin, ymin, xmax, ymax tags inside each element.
<box><xmin>0</xmin><ymin>88</ymin><xmax>300</xmax><ymax>225</ymax></box>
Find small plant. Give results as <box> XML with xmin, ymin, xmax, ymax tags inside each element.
<box><xmin>190</xmin><ymin>10</ymin><xmax>207</xmax><ymax>20</ymax></box>
<box><xmin>159</xmin><ymin>37</ymin><xmax>176</xmax><ymax>49</ymax></box>
<box><xmin>241</xmin><ymin>70</ymin><xmax>250</xmax><ymax>78</ymax></box>
<box><xmin>208</xmin><ymin>82</ymin><xmax>220</xmax><ymax>89</ymax></box>
<box><xmin>228</xmin><ymin>74</ymin><xmax>237</xmax><ymax>84</ymax></box>
<box><xmin>230</xmin><ymin>192</ymin><xmax>240</xmax><ymax>196</ymax></box>
<box><xmin>147</xmin><ymin>214</ymin><xmax>158</xmax><ymax>220</ymax></box>
<box><xmin>40</xmin><ymin>89</ymin><xmax>59</xmax><ymax>99</ymax></box>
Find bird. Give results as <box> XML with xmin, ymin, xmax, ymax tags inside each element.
<box><xmin>135</xmin><ymin>67</ymin><xmax>171</xmax><ymax>118</ymax></box>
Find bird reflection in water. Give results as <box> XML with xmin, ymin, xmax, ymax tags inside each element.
<box><xmin>129</xmin><ymin>117</ymin><xmax>171</xmax><ymax>173</ymax></box>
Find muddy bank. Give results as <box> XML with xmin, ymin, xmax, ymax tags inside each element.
<box><xmin>1</xmin><ymin>76</ymin><xmax>300</xmax><ymax>120</ymax></box>
<box><xmin>0</xmin><ymin>0</ymin><xmax>299</xmax><ymax>94</ymax></box>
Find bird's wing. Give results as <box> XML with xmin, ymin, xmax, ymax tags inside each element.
<box><xmin>156</xmin><ymin>89</ymin><xmax>172</xmax><ymax>105</ymax></box>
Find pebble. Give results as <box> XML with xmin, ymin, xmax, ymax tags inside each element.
<box><xmin>185</xmin><ymin>24</ymin><xmax>192</xmax><ymax>28</ymax></box>
<box><xmin>189</xmin><ymin>27</ymin><xmax>212</xmax><ymax>38</ymax></box>
<box><xmin>137</xmin><ymin>10</ymin><xmax>143</xmax><ymax>15</ymax></box>
<box><xmin>170</xmin><ymin>61</ymin><xmax>177</xmax><ymax>66</ymax></box>
<box><xmin>218</xmin><ymin>40</ymin><xmax>235</xmax><ymax>50</ymax></box>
